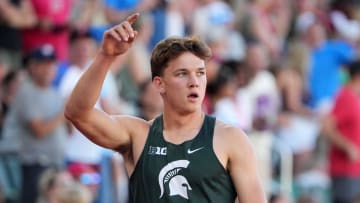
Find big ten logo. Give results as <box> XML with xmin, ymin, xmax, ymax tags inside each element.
<box><xmin>148</xmin><ymin>146</ymin><xmax>167</xmax><ymax>155</ymax></box>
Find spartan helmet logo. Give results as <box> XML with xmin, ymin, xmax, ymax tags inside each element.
<box><xmin>158</xmin><ymin>160</ymin><xmax>192</xmax><ymax>199</ymax></box>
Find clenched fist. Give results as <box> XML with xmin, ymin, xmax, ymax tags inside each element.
<box><xmin>100</xmin><ymin>13</ymin><xmax>139</xmax><ymax>56</ymax></box>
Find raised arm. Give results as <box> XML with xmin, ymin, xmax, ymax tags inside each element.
<box><xmin>64</xmin><ymin>13</ymin><xmax>142</xmax><ymax>150</ymax></box>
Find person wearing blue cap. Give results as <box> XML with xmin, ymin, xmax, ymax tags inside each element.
<box><xmin>1</xmin><ymin>44</ymin><xmax>68</xmax><ymax>203</ymax></box>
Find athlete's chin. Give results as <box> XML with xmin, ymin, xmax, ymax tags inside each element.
<box><xmin>178</xmin><ymin>105</ymin><xmax>201</xmax><ymax>115</ymax></box>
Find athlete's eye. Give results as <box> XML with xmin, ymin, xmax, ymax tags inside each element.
<box><xmin>176</xmin><ymin>72</ymin><xmax>186</xmax><ymax>77</ymax></box>
<box><xmin>197</xmin><ymin>71</ymin><xmax>205</xmax><ymax>76</ymax></box>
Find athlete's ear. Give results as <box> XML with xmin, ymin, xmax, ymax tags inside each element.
<box><xmin>153</xmin><ymin>76</ymin><xmax>165</xmax><ymax>95</ymax></box>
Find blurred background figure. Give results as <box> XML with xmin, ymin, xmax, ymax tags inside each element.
<box><xmin>330</xmin><ymin>0</ymin><xmax>360</xmax><ymax>44</ymax></box>
<box><xmin>98</xmin><ymin>152</ymin><xmax>129</xmax><ymax>203</ymax></box>
<box><xmin>114</xmin><ymin>13</ymin><xmax>153</xmax><ymax>108</ymax></box>
<box><xmin>0</xmin><ymin>69</ymin><xmax>24</xmax><ymax>203</ymax></box>
<box><xmin>239</xmin><ymin>0</ymin><xmax>291</xmax><ymax>62</ymax></box>
<box><xmin>22</xmin><ymin>0</ymin><xmax>72</xmax><ymax>62</ymax></box>
<box><xmin>2</xmin><ymin>44</ymin><xmax>67</xmax><ymax>203</ymax></box>
<box><xmin>37</xmin><ymin>168</ymin><xmax>73</xmax><ymax>203</ymax></box>
<box><xmin>0</xmin><ymin>0</ymin><xmax>37</xmax><ymax>71</ymax></box>
<box><xmin>57</xmin><ymin>181</ymin><xmax>92</xmax><ymax>203</ymax></box>
<box><xmin>57</xmin><ymin>30</ymin><xmax>108</xmax><ymax>202</ymax></box>
<box><xmin>322</xmin><ymin>60</ymin><xmax>360</xmax><ymax>203</ymax></box>
<box><xmin>67</xmin><ymin>163</ymin><xmax>99</xmax><ymax>202</ymax></box>
<box><xmin>300</xmin><ymin>21</ymin><xmax>356</xmax><ymax>115</ymax></box>
<box><xmin>243</xmin><ymin>41</ymin><xmax>280</xmax><ymax>132</ymax></box>
<box><xmin>137</xmin><ymin>79</ymin><xmax>163</xmax><ymax>120</ymax></box>
<box><xmin>275</xmin><ymin>41</ymin><xmax>320</xmax><ymax>177</ymax></box>
<box><xmin>207</xmin><ymin>63</ymin><xmax>240</xmax><ymax>127</ymax></box>
<box><xmin>1</xmin><ymin>70</ymin><xmax>24</xmax><ymax>124</ymax></box>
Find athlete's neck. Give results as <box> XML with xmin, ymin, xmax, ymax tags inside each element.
<box><xmin>162</xmin><ymin>109</ymin><xmax>204</xmax><ymax>131</ymax></box>
<box><xmin>162</xmin><ymin>110</ymin><xmax>204</xmax><ymax>144</ymax></box>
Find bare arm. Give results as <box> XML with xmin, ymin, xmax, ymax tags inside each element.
<box><xmin>227</xmin><ymin>127</ymin><xmax>267</xmax><ymax>203</ymax></box>
<box><xmin>250</xmin><ymin>12</ymin><xmax>280</xmax><ymax>59</ymax></box>
<box><xmin>0</xmin><ymin>0</ymin><xmax>37</xmax><ymax>28</ymax></box>
<box><xmin>322</xmin><ymin>115</ymin><xmax>359</xmax><ymax>161</ymax></box>
<box><xmin>65</xmin><ymin>13</ymin><xmax>141</xmax><ymax>150</ymax></box>
<box><xmin>28</xmin><ymin>111</ymin><xmax>64</xmax><ymax>138</ymax></box>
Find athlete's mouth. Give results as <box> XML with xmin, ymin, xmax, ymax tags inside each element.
<box><xmin>188</xmin><ymin>93</ymin><xmax>199</xmax><ymax>99</ymax></box>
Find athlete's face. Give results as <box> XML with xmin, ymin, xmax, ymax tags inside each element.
<box><xmin>154</xmin><ymin>52</ymin><xmax>207</xmax><ymax>114</ymax></box>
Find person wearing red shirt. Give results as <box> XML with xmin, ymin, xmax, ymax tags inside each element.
<box><xmin>22</xmin><ymin>0</ymin><xmax>71</xmax><ymax>61</ymax></box>
<box><xmin>323</xmin><ymin>60</ymin><xmax>360</xmax><ymax>203</ymax></box>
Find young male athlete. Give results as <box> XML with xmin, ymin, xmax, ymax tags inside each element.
<box><xmin>65</xmin><ymin>13</ymin><xmax>266</xmax><ymax>203</ymax></box>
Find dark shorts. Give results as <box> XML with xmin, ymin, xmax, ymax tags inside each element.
<box><xmin>332</xmin><ymin>176</ymin><xmax>360</xmax><ymax>203</ymax></box>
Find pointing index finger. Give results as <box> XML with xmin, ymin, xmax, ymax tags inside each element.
<box><xmin>126</xmin><ymin>13</ymin><xmax>140</xmax><ymax>25</ymax></box>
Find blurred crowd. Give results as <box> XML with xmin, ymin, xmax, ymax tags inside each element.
<box><xmin>1</xmin><ymin>0</ymin><xmax>360</xmax><ymax>202</ymax></box>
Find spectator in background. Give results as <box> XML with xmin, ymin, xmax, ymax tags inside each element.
<box><xmin>57</xmin><ymin>181</ymin><xmax>93</xmax><ymax>203</ymax></box>
<box><xmin>203</xmin><ymin>27</ymin><xmax>228</xmax><ymax>83</ymax></box>
<box><xmin>71</xmin><ymin>0</ymin><xmax>110</xmax><ymax>44</ymax></box>
<box><xmin>1</xmin><ymin>70</ymin><xmax>24</xmax><ymax>123</ymax></box>
<box><xmin>330</xmin><ymin>0</ymin><xmax>360</xmax><ymax>44</ymax></box>
<box><xmin>238</xmin><ymin>41</ymin><xmax>280</xmax><ymax>194</ymax></box>
<box><xmin>275</xmin><ymin>41</ymin><xmax>320</xmax><ymax>176</ymax></box>
<box><xmin>115</xmin><ymin>12</ymin><xmax>153</xmax><ymax>106</ymax></box>
<box><xmin>240</xmin><ymin>0</ymin><xmax>291</xmax><ymax>62</ymax></box>
<box><xmin>0</xmin><ymin>0</ymin><xmax>37</xmax><ymax>70</ymax></box>
<box><xmin>58</xmin><ymin>30</ymin><xmax>121</xmax><ymax>203</ymax></box>
<box><xmin>164</xmin><ymin>0</ymin><xmax>185</xmax><ymax>38</ymax></box>
<box><xmin>67</xmin><ymin>163</ymin><xmax>99</xmax><ymax>202</ymax></box>
<box><xmin>193</xmin><ymin>0</ymin><xmax>245</xmax><ymax>63</ymax></box>
<box><xmin>103</xmin><ymin>0</ymin><xmax>140</xmax><ymax>25</ymax></box>
<box><xmin>243</xmin><ymin>41</ymin><xmax>280</xmax><ymax>132</ymax></box>
<box><xmin>58</xmin><ymin>30</ymin><xmax>104</xmax><ymax>168</ymax></box>
<box><xmin>192</xmin><ymin>0</ymin><xmax>234</xmax><ymax>39</ymax></box>
<box><xmin>301</xmin><ymin>21</ymin><xmax>356</xmax><ymax>115</ymax></box>
<box><xmin>207</xmin><ymin>65</ymin><xmax>240</xmax><ymax>128</ymax></box>
<box><xmin>0</xmin><ymin>70</ymin><xmax>24</xmax><ymax>203</ymax></box>
<box><xmin>56</xmin><ymin>30</ymin><xmax>97</xmax><ymax>89</ymax></box>
<box><xmin>22</xmin><ymin>0</ymin><xmax>72</xmax><ymax>61</ymax></box>
<box><xmin>294</xmin><ymin>0</ymin><xmax>332</xmax><ymax>36</ymax></box>
<box><xmin>322</xmin><ymin>60</ymin><xmax>360</xmax><ymax>203</ymax></box>
<box><xmin>37</xmin><ymin>168</ymin><xmax>73</xmax><ymax>203</ymax></box>
<box><xmin>2</xmin><ymin>44</ymin><xmax>67</xmax><ymax>203</ymax></box>
<box><xmin>98</xmin><ymin>151</ymin><xmax>129</xmax><ymax>203</ymax></box>
<box><xmin>70</xmin><ymin>0</ymin><xmax>99</xmax><ymax>32</ymax></box>
<box><xmin>137</xmin><ymin>79</ymin><xmax>163</xmax><ymax>120</ymax></box>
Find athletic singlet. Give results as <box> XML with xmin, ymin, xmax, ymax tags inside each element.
<box><xmin>129</xmin><ymin>114</ymin><xmax>236</xmax><ymax>203</ymax></box>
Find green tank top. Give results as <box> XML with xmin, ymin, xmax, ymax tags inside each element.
<box><xmin>129</xmin><ymin>114</ymin><xmax>236</xmax><ymax>203</ymax></box>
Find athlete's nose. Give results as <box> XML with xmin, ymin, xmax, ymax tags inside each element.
<box><xmin>188</xmin><ymin>74</ymin><xmax>199</xmax><ymax>88</ymax></box>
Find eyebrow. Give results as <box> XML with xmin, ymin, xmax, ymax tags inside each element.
<box><xmin>173</xmin><ymin>67</ymin><xmax>206</xmax><ymax>73</ymax></box>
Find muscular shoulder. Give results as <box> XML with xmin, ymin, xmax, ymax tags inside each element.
<box><xmin>112</xmin><ymin>115</ymin><xmax>152</xmax><ymax>136</ymax></box>
<box><xmin>112</xmin><ymin>115</ymin><xmax>154</xmax><ymax>155</ymax></box>
<box><xmin>214</xmin><ymin>120</ymin><xmax>248</xmax><ymax>144</ymax></box>
<box><xmin>214</xmin><ymin>121</ymin><xmax>253</xmax><ymax>164</ymax></box>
